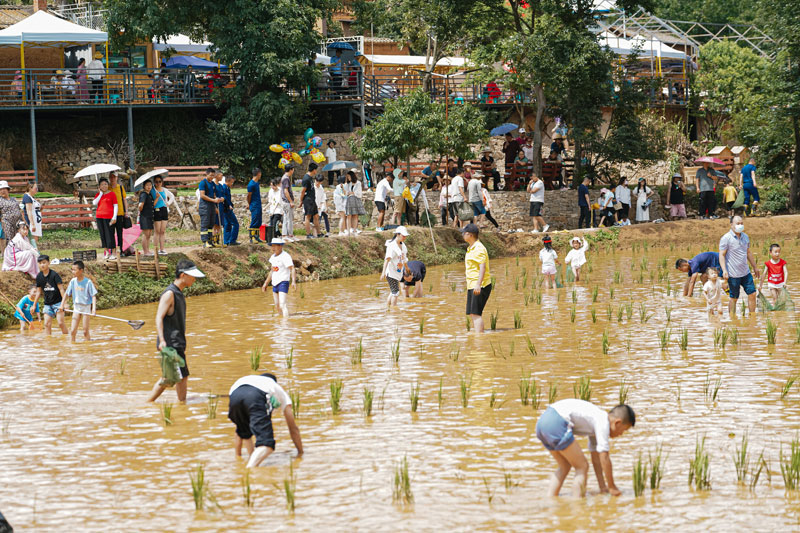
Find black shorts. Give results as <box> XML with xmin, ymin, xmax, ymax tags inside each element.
<box><xmin>227</xmin><ymin>384</ymin><xmax>275</xmax><ymax>449</ymax></box>
<box><xmin>530</xmin><ymin>201</ymin><xmax>543</xmax><ymax>217</ymax></box>
<box><xmin>466</xmin><ymin>283</ymin><xmax>493</xmax><ymax>316</ymax></box>
<box><xmin>726</xmin><ymin>201</ymin><xmax>735</xmax><ymax>210</ymax></box>
<box><xmin>139</xmin><ymin>215</ymin><xmax>154</xmax><ymax>230</ymax></box>
<box><xmin>375</xmin><ymin>201</ymin><xmax>386</xmax><ymax>213</ymax></box>
<box><xmin>153</xmin><ymin>206</ymin><xmax>169</xmax><ymax>221</ymax></box>
<box><xmin>303</xmin><ymin>200</ymin><xmax>318</xmax><ymax>217</ymax></box>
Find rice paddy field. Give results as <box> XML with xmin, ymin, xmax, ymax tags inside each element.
<box><xmin>2</xmin><ymin>235</ymin><xmax>800</xmax><ymax>531</ymax></box>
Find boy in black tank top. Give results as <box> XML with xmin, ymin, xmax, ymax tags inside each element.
<box><xmin>148</xmin><ymin>259</ymin><xmax>206</xmax><ymax>402</ymax></box>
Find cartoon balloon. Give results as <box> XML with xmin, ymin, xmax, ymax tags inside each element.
<box><xmin>292</xmin><ymin>152</ymin><xmax>302</xmax><ymax>164</ymax></box>
<box><xmin>278</xmin><ymin>157</ymin><xmax>290</xmax><ymax>170</ymax></box>
<box><xmin>312</xmin><ymin>151</ymin><xmax>326</xmax><ymax>164</ymax></box>
<box><xmin>280</xmin><ymin>141</ymin><xmax>292</xmax><ymax>150</ymax></box>
<box><xmin>281</xmin><ymin>150</ymin><xmax>291</xmax><ymax>160</ymax></box>
<box><xmin>269</xmin><ymin>144</ymin><xmax>284</xmax><ymax>153</ymax></box>
<box><xmin>303</xmin><ymin>128</ymin><xmax>314</xmax><ymax>141</ymax></box>
<box><xmin>312</xmin><ymin>136</ymin><xmax>323</xmax><ymax>149</ymax></box>
<box><xmin>299</xmin><ymin>149</ymin><xmax>309</xmax><ymax>156</ymax></box>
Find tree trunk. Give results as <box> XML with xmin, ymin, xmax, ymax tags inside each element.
<box><xmin>573</xmin><ymin>136</ymin><xmax>583</xmax><ymax>187</ymax></box>
<box><xmin>792</xmin><ymin>115</ymin><xmax>800</xmax><ymax>208</ymax></box>
<box><xmin>532</xmin><ymin>84</ymin><xmax>545</xmax><ymax>175</ymax></box>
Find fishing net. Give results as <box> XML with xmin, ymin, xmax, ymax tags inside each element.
<box><xmin>159</xmin><ymin>346</ymin><xmax>186</xmax><ymax>387</ymax></box>
<box><xmin>555</xmin><ymin>265</ymin><xmax>564</xmax><ymax>288</ymax></box>
<box><xmin>757</xmin><ymin>288</ymin><xmax>795</xmax><ymax>312</ymax></box>
<box><xmin>566</xmin><ymin>265</ymin><xmax>575</xmax><ymax>283</ymax></box>
<box><xmin>731</xmin><ymin>189</ymin><xmax>746</xmax><ymax>210</ymax></box>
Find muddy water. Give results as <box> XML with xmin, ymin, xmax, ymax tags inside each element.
<box><xmin>2</xmin><ymin>240</ymin><xmax>800</xmax><ymax>531</ymax></box>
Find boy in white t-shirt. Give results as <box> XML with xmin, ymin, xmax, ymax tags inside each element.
<box><xmin>228</xmin><ymin>372</ymin><xmax>303</xmax><ymax>468</ymax></box>
<box><xmin>261</xmin><ymin>239</ymin><xmax>296</xmax><ymax>317</ymax></box>
<box><xmin>536</xmin><ymin>399</ymin><xmax>635</xmax><ymax>497</ymax></box>
<box><xmin>64</xmin><ymin>260</ymin><xmax>97</xmax><ymax>342</ymax></box>
<box><xmin>702</xmin><ymin>267</ymin><xmax>724</xmax><ymax>315</ymax></box>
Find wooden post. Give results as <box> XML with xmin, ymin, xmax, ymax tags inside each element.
<box><xmin>135</xmin><ymin>250</ymin><xmax>141</xmax><ymax>273</ymax></box>
<box><xmin>153</xmin><ymin>248</ymin><xmax>160</xmax><ymax>280</ymax></box>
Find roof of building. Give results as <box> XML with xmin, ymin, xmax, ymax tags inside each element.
<box><xmin>0</xmin><ymin>6</ymin><xmax>33</xmax><ymax>30</ymax></box>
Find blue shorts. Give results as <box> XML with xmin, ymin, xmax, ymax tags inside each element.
<box><xmin>471</xmin><ymin>201</ymin><xmax>486</xmax><ymax>216</ymax></box>
<box><xmin>728</xmin><ymin>272</ymin><xmax>755</xmax><ymax>299</ymax></box>
<box><xmin>536</xmin><ymin>407</ymin><xmax>575</xmax><ymax>451</ymax></box>
<box><xmin>43</xmin><ymin>301</ymin><xmax>62</xmax><ymax>317</ymax></box>
<box><xmin>272</xmin><ymin>280</ymin><xmax>290</xmax><ymax>293</ymax></box>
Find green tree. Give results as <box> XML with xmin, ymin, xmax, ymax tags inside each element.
<box><xmin>104</xmin><ymin>0</ymin><xmax>328</xmax><ymax>171</ymax></box>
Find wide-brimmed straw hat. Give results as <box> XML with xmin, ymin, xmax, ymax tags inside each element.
<box><xmin>94</xmin><ymin>51</ymin><xmax>103</xmax><ymax>59</ymax></box>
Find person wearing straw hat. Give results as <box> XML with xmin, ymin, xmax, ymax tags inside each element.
<box><xmin>262</xmin><ymin>238</ymin><xmax>296</xmax><ymax>317</ymax></box>
<box><xmin>88</xmin><ymin>51</ymin><xmax>105</xmax><ymax>103</ymax></box>
<box><xmin>148</xmin><ymin>259</ymin><xmax>205</xmax><ymax>402</ymax></box>
<box><xmin>380</xmin><ymin>226</ymin><xmax>409</xmax><ymax>306</ymax></box>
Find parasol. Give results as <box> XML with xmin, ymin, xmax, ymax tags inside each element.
<box><xmin>321</xmin><ymin>161</ymin><xmax>359</xmax><ymax>172</ymax></box>
<box><xmin>74</xmin><ymin>163</ymin><xmax>121</xmax><ymax>179</ymax></box>
<box><xmin>490</xmin><ymin>123</ymin><xmax>518</xmax><ymax>136</ymax></box>
<box><xmin>135</xmin><ymin>169</ymin><xmax>168</xmax><ymax>188</ymax></box>
<box><xmin>695</xmin><ymin>156</ymin><xmax>726</xmax><ymax>165</ymax></box>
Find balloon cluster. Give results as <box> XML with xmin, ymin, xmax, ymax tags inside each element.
<box><xmin>268</xmin><ymin>141</ymin><xmax>302</xmax><ymax>170</ymax></box>
<box><xmin>269</xmin><ymin>128</ymin><xmax>326</xmax><ymax>170</ymax></box>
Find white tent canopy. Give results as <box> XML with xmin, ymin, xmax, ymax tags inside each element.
<box><xmin>153</xmin><ymin>34</ymin><xmax>212</xmax><ymax>54</ymax></box>
<box><xmin>0</xmin><ymin>10</ymin><xmax>107</xmax><ymax>46</ymax></box>
<box><xmin>357</xmin><ymin>54</ymin><xmax>470</xmax><ymax>68</ymax></box>
<box><xmin>599</xmin><ymin>31</ymin><xmax>688</xmax><ymax>60</ymax></box>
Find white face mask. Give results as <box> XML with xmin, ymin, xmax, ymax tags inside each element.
<box><xmin>734</xmin><ymin>224</ymin><xmax>744</xmax><ymax>233</ymax></box>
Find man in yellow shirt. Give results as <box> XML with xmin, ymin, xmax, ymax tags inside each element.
<box><xmin>463</xmin><ymin>223</ymin><xmax>492</xmax><ymax>333</ymax></box>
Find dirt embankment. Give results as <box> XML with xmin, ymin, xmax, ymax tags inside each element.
<box><xmin>2</xmin><ymin>216</ymin><xmax>799</xmax><ymax>327</ymax></box>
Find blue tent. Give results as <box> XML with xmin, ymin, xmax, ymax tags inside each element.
<box><xmin>165</xmin><ymin>55</ymin><xmax>226</xmax><ymax>70</ymax></box>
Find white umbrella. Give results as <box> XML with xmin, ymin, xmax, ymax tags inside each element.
<box><xmin>321</xmin><ymin>160</ymin><xmax>359</xmax><ymax>172</ymax></box>
<box><xmin>74</xmin><ymin>163</ymin><xmax>121</xmax><ymax>179</ymax></box>
<box><xmin>135</xmin><ymin>168</ymin><xmax>168</xmax><ymax>188</ymax></box>
<box><xmin>315</xmin><ymin>53</ymin><xmax>331</xmax><ymax>65</ymax></box>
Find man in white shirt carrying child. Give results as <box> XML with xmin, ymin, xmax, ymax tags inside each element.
<box><xmin>261</xmin><ymin>238</ymin><xmax>296</xmax><ymax>317</ymax></box>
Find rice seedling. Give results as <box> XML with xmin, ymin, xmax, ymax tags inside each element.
<box><xmin>674</xmin><ymin>379</ymin><xmax>682</xmax><ymax>404</ymax></box>
<box><xmin>557</xmin><ymin>291</ymin><xmax>562</xmax><ymax>302</ymax></box>
<box><xmin>523</xmin><ymin>292</ymin><xmax>531</xmax><ymax>306</ymax></box>
<box><xmin>571</xmin><ymin>289</ymin><xmax>577</xmax><ymax>304</ymax></box>
<box><xmin>190</xmin><ymin>464</ymin><xmax>207</xmax><ymax>510</ymax></box>
<box><xmin>795</xmin><ymin>321</ymin><xmax>800</xmax><ymax>344</ymax></box>
<box><xmin>285</xmin><ymin>346</ymin><xmax>294</xmax><ymax>369</ymax></box>
<box><xmin>679</xmin><ymin>328</ymin><xmax>689</xmax><ymax>350</ymax></box>
<box><xmin>643</xmin><ymin>241</ymin><xmax>649</xmax><ymax>251</ymax></box>
<box><xmin>658</xmin><ymin>328</ymin><xmax>670</xmax><ymax>350</ymax></box>
<box><xmin>648</xmin><ymin>443</ymin><xmax>665</xmax><ymax>490</ymax></box>
<box><xmin>781</xmin><ymin>375</ymin><xmax>798</xmax><ymax>400</ymax></box>
<box><xmin>519</xmin><ymin>372</ymin><xmax>532</xmax><ymax>405</ymax></box>
<box><xmin>780</xmin><ymin>436</ymin><xmax>800</xmax><ymax>491</ymax></box>
<box><xmin>689</xmin><ymin>437</ymin><xmax>711</xmax><ymax>490</ymax></box>
<box><xmin>530</xmin><ymin>378</ymin><xmax>541</xmax><ymax>409</ymax></box>
<box><xmin>505</xmin><ymin>264</ymin><xmax>509</xmax><ymax>275</ymax></box>
<box><xmin>516</xmin><ymin>255</ymin><xmax>520</xmax><ymax>266</ymax></box>
<box><xmin>633</xmin><ymin>453</ymin><xmax>647</xmax><ymax>497</ymax></box>
<box><xmin>525</xmin><ymin>335</ymin><xmax>537</xmax><ymax>357</ymax></box>
<box><xmin>490</xmin><ymin>310</ymin><xmax>498</xmax><ymax>330</ymax></box>
<box><xmin>450</xmin><ymin>281</ymin><xmax>457</xmax><ymax>292</ymax></box>
<box><xmin>602</xmin><ymin>329</ymin><xmax>609</xmax><ymax>355</ymax></box>
<box><xmin>618</xmin><ymin>379</ymin><xmax>629</xmax><ymax>405</ymax></box>
<box><xmin>664</xmin><ymin>305</ymin><xmax>672</xmax><ymax>323</ymax></box>
<box><xmin>569</xmin><ymin>306</ymin><xmax>576</xmax><ymax>323</ymax></box>
<box><xmin>409</xmin><ymin>382</ymin><xmax>420</xmax><ymax>412</ymax></box>
<box><xmin>729</xmin><ymin>327</ymin><xmax>740</xmax><ymax>345</ymax></box>
<box><xmin>703</xmin><ymin>373</ymin><xmax>722</xmax><ymax>403</ymax></box>
<box><xmin>739</xmin><ymin>299</ymin><xmax>747</xmax><ymax>316</ymax></box>
<box><xmin>606</xmin><ymin>304</ymin><xmax>613</xmax><ymax>321</ymax></box>
<box><xmin>391</xmin><ymin>337</ymin><xmax>401</xmax><ymax>364</ymax></box>
<box><xmin>437</xmin><ymin>377</ymin><xmax>443</xmax><ymax>409</ymax></box>
<box><xmin>460</xmin><ymin>373</ymin><xmax>473</xmax><ymax>407</ymax></box>
<box><xmin>638</xmin><ymin>302</ymin><xmax>651</xmax><ymax>323</ymax></box>
<box><xmin>372</xmin><ymin>286</ymin><xmax>380</xmax><ymax>298</ymax></box>
<box><xmin>616</xmin><ymin>304</ymin><xmax>624</xmax><ymax>323</ymax></box>
<box><xmin>659</xmin><ymin>256</ymin><xmax>667</xmax><ymax>269</ymax></box>
<box><xmin>766</xmin><ymin>318</ymin><xmax>778</xmax><ymax>345</ymax></box>
<box><xmin>573</xmin><ymin>376</ymin><xmax>592</xmax><ymax>401</ymax></box>
<box><xmin>513</xmin><ymin>310</ymin><xmax>523</xmax><ymax>329</ymax></box>
<box><xmin>0</xmin><ymin>412</ymin><xmax>10</xmax><ymax>437</ymax></box>
<box><xmin>749</xmin><ymin>452</ymin><xmax>767</xmax><ymax>491</ymax></box>
<box><xmin>503</xmin><ymin>467</ymin><xmax>518</xmax><ymax>492</ymax></box>
<box><xmin>206</xmin><ymin>395</ymin><xmax>219</xmax><ymax>420</ymax></box>
<box><xmin>665</xmin><ymin>277</ymin><xmax>672</xmax><ymax>296</ymax></box>
<box><xmin>419</xmin><ymin>318</ymin><xmax>425</xmax><ymax>336</ymax></box>
<box><xmin>514</xmin><ymin>277</ymin><xmax>519</xmax><ymax>291</ymax></box>
<box><xmin>713</xmin><ymin>327</ymin><xmax>722</xmax><ymax>348</ymax></box>
<box><xmin>392</xmin><ymin>455</ymin><xmax>413</xmax><ymax>504</ymax></box>
<box><xmin>626</xmin><ymin>301</ymin><xmax>634</xmax><ymax>319</ymax></box>
<box><xmin>299</xmin><ymin>286</ymin><xmax>305</xmax><ymax>299</ymax></box>
<box><xmin>733</xmin><ymin>432</ymin><xmax>751</xmax><ymax>484</ymax></box>
<box><xmin>350</xmin><ymin>337</ymin><xmax>364</xmax><ymax>365</ymax></box>
<box><xmin>609</xmin><ymin>286</ymin><xmax>615</xmax><ymax>299</ymax></box>
<box><xmin>535</xmin><ymin>291</ymin><xmax>542</xmax><ymax>305</ymax></box>
<box><xmin>361</xmin><ymin>387</ymin><xmax>374</xmax><ymax>417</ymax></box>
<box><xmin>283</xmin><ymin>463</ymin><xmax>297</xmax><ymax>512</ymax></box>
<box><xmin>241</xmin><ymin>468</ymin><xmax>253</xmax><ymax>507</ymax></box>
<box><xmin>613</xmin><ymin>270</ymin><xmax>621</xmax><ymax>284</ymax></box>
<box><xmin>428</xmin><ymin>283</ymin><xmax>433</xmax><ymax>293</ymax></box>
<box><xmin>249</xmin><ymin>345</ymin><xmax>263</xmax><ymax>371</ymax></box>
<box><xmin>508</xmin><ymin>340</ymin><xmax>515</xmax><ymax>357</ymax></box>
<box><xmin>637</xmin><ymin>271</ymin><xmax>645</xmax><ymax>284</ymax></box>
<box><xmin>290</xmin><ymin>390</ymin><xmax>300</xmax><ymax>418</ymax></box>
<box><xmin>330</xmin><ymin>379</ymin><xmax>344</xmax><ymax>415</ymax></box>
<box><xmin>482</xmin><ymin>476</ymin><xmax>496</xmax><ymax>504</ymax></box>
<box><xmin>590</xmin><ymin>307</ymin><xmax>597</xmax><ymax>323</ymax></box>
<box><xmin>591</xmin><ymin>286</ymin><xmax>599</xmax><ymax>303</ymax></box>
<box><xmin>119</xmin><ymin>356</ymin><xmax>127</xmax><ymax>375</ymax></box>
<box><xmin>161</xmin><ymin>402</ymin><xmax>174</xmax><ymax>426</ymax></box>
<box><xmin>466</xmin><ymin>316</ymin><xmax>471</xmax><ymax>332</ymax></box>
<box><xmin>448</xmin><ymin>343</ymin><xmax>460</xmax><ymax>362</ymax></box>
<box><xmin>548</xmin><ymin>382</ymin><xmax>558</xmax><ymax>404</ymax></box>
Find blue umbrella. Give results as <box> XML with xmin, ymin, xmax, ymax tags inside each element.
<box><xmin>321</xmin><ymin>161</ymin><xmax>359</xmax><ymax>172</ymax></box>
<box><xmin>490</xmin><ymin>123</ymin><xmax>519</xmax><ymax>136</ymax></box>
<box><xmin>327</xmin><ymin>41</ymin><xmax>355</xmax><ymax>51</ymax></box>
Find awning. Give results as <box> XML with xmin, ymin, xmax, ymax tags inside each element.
<box><xmin>357</xmin><ymin>54</ymin><xmax>470</xmax><ymax>68</ymax></box>
<box><xmin>153</xmin><ymin>34</ymin><xmax>212</xmax><ymax>54</ymax></box>
<box><xmin>164</xmin><ymin>55</ymin><xmax>225</xmax><ymax>70</ymax></box>
<box><xmin>0</xmin><ymin>10</ymin><xmax>107</xmax><ymax>46</ymax></box>
<box><xmin>599</xmin><ymin>31</ymin><xmax>688</xmax><ymax>60</ymax></box>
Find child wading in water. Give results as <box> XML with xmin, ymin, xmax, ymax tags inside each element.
<box><xmin>564</xmin><ymin>236</ymin><xmax>589</xmax><ymax>282</ymax></box>
<box><xmin>702</xmin><ymin>267</ymin><xmax>724</xmax><ymax>315</ymax></box>
<box><xmin>64</xmin><ymin>260</ymin><xmax>97</xmax><ymax>341</ymax></box>
<box><xmin>759</xmin><ymin>243</ymin><xmax>788</xmax><ymax>306</ymax></box>
<box><xmin>535</xmin><ymin>399</ymin><xmax>635</xmax><ymax>497</ymax></box>
<box><xmin>261</xmin><ymin>238</ymin><xmax>296</xmax><ymax>317</ymax></box>
<box><xmin>539</xmin><ymin>235</ymin><xmax>559</xmax><ymax>289</ymax></box>
<box><xmin>14</xmin><ymin>285</ymin><xmax>40</xmax><ymax>332</ymax></box>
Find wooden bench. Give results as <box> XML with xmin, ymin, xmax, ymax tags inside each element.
<box><xmin>0</xmin><ymin>170</ymin><xmax>35</xmax><ymax>193</ymax></box>
<box><xmin>41</xmin><ymin>203</ymin><xmax>94</xmax><ymax>228</ymax></box>
<box><xmin>158</xmin><ymin>166</ymin><xmax>219</xmax><ymax>188</ymax></box>
<box><xmin>542</xmin><ymin>162</ymin><xmax>563</xmax><ymax>190</ymax></box>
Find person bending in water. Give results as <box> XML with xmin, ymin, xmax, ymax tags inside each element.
<box><xmin>228</xmin><ymin>372</ymin><xmax>303</xmax><ymax>468</ymax></box>
<box><xmin>402</xmin><ymin>260</ymin><xmax>426</xmax><ymax>298</ymax></box>
<box><xmin>148</xmin><ymin>259</ymin><xmax>205</xmax><ymax>403</ymax></box>
<box><xmin>675</xmin><ymin>251</ymin><xmax>721</xmax><ymax>297</ymax></box>
<box><xmin>261</xmin><ymin>238</ymin><xmax>295</xmax><ymax>317</ymax></box>
<box><xmin>535</xmin><ymin>399</ymin><xmax>635</xmax><ymax>497</ymax></box>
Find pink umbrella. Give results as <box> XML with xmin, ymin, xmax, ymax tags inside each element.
<box><xmin>122</xmin><ymin>224</ymin><xmax>142</xmax><ymax>251</ymax></box>
<box><xmin>695</xmin><ymin>156</ymin><xmax>726</xmax><ymax>165</ymax></box>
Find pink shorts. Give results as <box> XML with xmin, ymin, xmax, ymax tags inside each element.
<box><xmin>669</xmin><ymin>204</ymin><xmax>686</xmax><ymax>217</ymax></box>
<box><xmin>542</xmin><ymin>264</ymin><xmax>556</xmax><ymax>275</ymax></box>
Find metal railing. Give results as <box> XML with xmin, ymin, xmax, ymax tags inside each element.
<box><xmin>0</xmin><ymin>67</ymin><xmax>233</xmax><ymax>107</ymax></box>
<box><xmin>55</xmin><ymin>2</ymin><xmax>107</xmax><ymax>31</ymax></box>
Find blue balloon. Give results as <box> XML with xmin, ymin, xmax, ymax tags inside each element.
<box><xmin>281</xmin><ymin>141</ymin><xmax>291</xmax><ymax>150</ymax></box>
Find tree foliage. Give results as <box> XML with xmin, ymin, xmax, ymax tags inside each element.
<box><xmin>105</xmin><ymin>0</ymin><xmax>329</xmax><ymax>171</ymax></box>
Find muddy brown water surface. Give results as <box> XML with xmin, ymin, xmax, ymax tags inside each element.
<box><xmin>2</xmin><ymin>239</ymin><xmax>800</xmax><ymax>531</ymax></box>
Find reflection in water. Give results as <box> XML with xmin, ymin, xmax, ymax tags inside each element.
<box><xmin>2</xmin><ymin>245</ymin><xmax>800</xmax><ymax>530</ymax></box>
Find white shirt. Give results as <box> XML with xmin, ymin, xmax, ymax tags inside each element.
<box><xmin>615</xmin><ymin>185</ymin><xmax>631</xmax><ymax>204</ymax></box>
<box><xmin>529</xmin><ymin>179</ymin><xmax>544</xmax><ymax>202</ymax></box>
<box><xmin>703</xmin><ymin>279</ymin><xmax>722</xmax><ymax>305</ymax></box>
<box><xmin>325</xmin><ymin>147</ymin><xmax>337</xmax><ymax>163</ymax></box>
<box><xmin>375</xmin><ymin>178</ymin><xmax>392</xmax><ymax>203</ymax></box>
<box><xmin>313</xmin><ymin>183</ymin><xmax>327</xmax><ymax>212</ymax></box>
<box><xmin>523</xmin><ymin>145</ymin><xmax>534</xmax><ymax>161</ymax></box>
<box><xmin>87</xmin><ymin>59</ymin><xmax>105</xmax><ymax>80</ymax></box>
<box><xmin>269</xmin><ymin>251</ymin><xmax>294</xmax><ymax>284</ymax></box>
<box><xmin>267</xmin><ymin>188</ymin><xmax>283</xmax><ymax>215</ymax></box>
<box><xmin>333</xmin><ymin>184</ymin><xmax>346</xmax><ymax>212</ymax></box>
<box><xmin>346</xmin><ymin>180</ymin><xmax>363</xmax><ymax>198</ymax></box>
<box><xmin>449</xmin><ymin>175</ymin><xmax>465</xmax><ymax>202</ymax></box>
<box><xmin>229</xmin><ymin>375</ymin><xmax>291</xmax><ymax>415</ymax></box>
<box><xmin>551</xmin><ymin>399</ymin><xmax>611</xmax><ymax>452</ymax></box>
<box><xmin>482</xmin><ymin>188</ymin><xmax>492</xmax><ymax>210</ymax></box>
<box><xmin>384</xmin><ymin>239</ymin><xmax>408</xmax><ymax>281</ymax></box>
<box><xmin>539</xmin><ymin>248</ymin><xmax>558</xmax><ymax>268</ymax></box>
<box><xmin>565</xmin><ymin>240</ymin><xmax>589</xmax><ymax>268</ymax></box>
